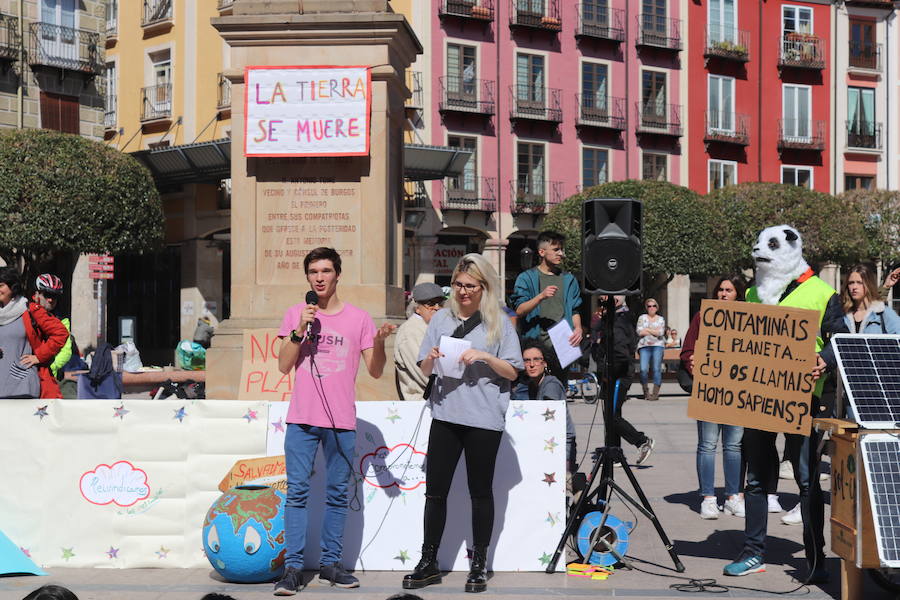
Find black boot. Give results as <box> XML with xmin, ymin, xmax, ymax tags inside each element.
<box><xmin>465</xmin><ymin>546</ymin><xmax>488</xmax><ymax>593</ymax></box>
<box><xmin>402</xmin><ymin>544</ymin><xmax>442</xmax><ymax>589</ymax></box>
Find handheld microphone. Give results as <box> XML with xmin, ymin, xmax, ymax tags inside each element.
<box><xmin>305</xmin><ymin>290</ymin><xmax>319</xmax><ymax>336</ymax></box>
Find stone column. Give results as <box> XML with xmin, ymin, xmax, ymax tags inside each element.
<box><xmin>206</xmin><ymin>0</ymin><xmax>422</xmax><ymax>399</ymax></box>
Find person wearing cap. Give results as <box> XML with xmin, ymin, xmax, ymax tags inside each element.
<box><xmin>394</xmin><ymin>282</ymin><xmax>445</xmax><ymax>401</ymax></box>
<box><xmin>33</xmin><ymin>273</ymin><xmax>73</xmax><ymax>381</ymax></box>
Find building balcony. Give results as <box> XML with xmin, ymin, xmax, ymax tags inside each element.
<box><xmin>704</xmin><ymin>26</ymin><xmax>749</xmax><ymax>63</ymax></box>
<box><xmin>141</xmin><ymin>83</ymin><xmax>172</xmax><ymax>123</ymax></box>
<box><xmin>440</xmin><ymin>177</ymin><xmax>498</xmax><ymax>220</ymax></box>
<box><xmin>405</xmin><ymin>70</ymin><xmax>423</xmax><ymax>112</ymax></box>
<box><xmin>104</xmin><ymin>97</ymin><xmax>116</xmax><ymax>131</ymax></box>
<box><xmin>0</xmin><ymin>14</ymin><xmax>20</xmax><ymax>62</ymax></box>
<box><xmin>28</xmin><ymin>22</ymin><xmax>102</xmax><ymax>75</ymax></box>
<box><xmin>509</xmin><ymin>180</ymin><xmax>563</xmax><ymax>215</ymax></box>
<box><xmin>509</xmin><ymin>0</ymin><xmax>561</xmax><ymax>32</ymax></box>
<box><xmin>777</xmin><ymin>119</ymin><xmax>825</xmax><ymax>150</ymax></box>
<box><xmin>576</xmin><ymin>95</ymin><xmax>626</xmax><ymax>130</ymax></box>
<box><xmin>845</xmin><ymin>0</ymin><xmax>894</xmax><ymax>6</ymax></box>
<box><xmin>217</xmin><ymin>73</ymin><xmax>231</xmax><ymax>112</ymax></box>
<box><xmin>576</xmin><ymin>5</ymin><xmax>624</xmax><ymax>43</ymax></box>
<box><xmin>439</xmin><ymin>0</ymin><xmax>494</xmax><ymax>22</ymax></box>
<box><xmin>510</xmin><ymin>85</ymin><xmax>562</xmax><ymax>122</ymax></box>
<box><xmin>635</xmin><ymin>103</ymin><xmax>682</xmax><ymax>136</ymax></box>
<box><xmin>636</xmin><ymin>14</ymin><xmax>681</xmax><ymax>51</ymax></box>
<box><xmin>439</xmin><ymin>77</ymin><xmax>495</xmax><ymax>116</ymax></box>
<box><xmin>704</xmin><ymin>111</ymin><xmax>750</xmax><ymax>146</ymax></box>
<box><xmin>142</xmin><ymin>0</ymin><xmax>173</xmax><ymax>30</ymax></box>
<box><xmin>846</xmin><ymin>121</ymin><xmax>882</xmax><ymax>152</ymax></box>
<box><xmin>779</xmin><ymin>34</ymin><xmax>825</xmax><ymax>70</ymax></box>
<box><xmin>848</xmin><ymin>42</ymin><xmax>881</xmax><ymax>73</ymax></box>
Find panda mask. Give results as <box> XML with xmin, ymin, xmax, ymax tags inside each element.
<box><xmin>751</xmin><ymin>225</ymin><xmax>810</xmax><ymax>306</ymax></box>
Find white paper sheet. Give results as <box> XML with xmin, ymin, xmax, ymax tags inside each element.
<box><xmin>547</xmin><ymin>320</ymin><xmax>581</xmax><ymax>369</ymax></box>
<box><xmin>437</xmin><ymin>335</ymin><xmax>472</xmax><ymax>379</ymax></box>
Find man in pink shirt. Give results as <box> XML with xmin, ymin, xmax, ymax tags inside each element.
<box><xmin>273</xmin><ymin>247</ymin><xmax>395</xmax><ymax>596</ymax></box>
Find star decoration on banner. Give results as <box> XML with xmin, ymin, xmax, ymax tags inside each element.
<box><xmin>156</xmin><ymin>546</ymin><xmax>170</xmax><ymax>559</ymax></box>
<box><xmin>106</xmin><ymin>547</ymin><xmax>119</xmax><ymax>559</ymax></box>
<box><xmin>512</xmin><ymin>404</ymin><xmax>527</xmax><ymax>420</ymax></box>
<box><xmin>243</xmin><ymin>409</ymin><xmax>259</xmax><ymax>423</ymax></box>
<box><xmin>544</xmin><ymin>437</ymin><xmax>558</xmax><ymax>453</ymax></box>
<box><xmin>545</xmin><ymin>512</ymin><xmax>560</xmax><ymax>527</ymax></box>
<box><xmin>173</xmin><ymin>407</ymin><xmax>187</xmax><ymax>423</ymax></box>
<box><xmin>542</xmin><ymin>472</ymin><xmax>556</xmax><ymax>487</ymax></box>
<box><xmin>541</xmin><ymin>408</ymin><xmax>556</xmax><ymax>421</ymax></box>
<box><xmin>34</xmin><ymin>405</ymin><xmax>48</xmax><ymax>420</ymax></box>
<box><xmin>61</xmin><ymin>547</ymin><xmax>75</xmax><ymax>561</ymax></box>
<box><xmin>271</xmin><ymin>418</ymin><xmax>285</xmax><ymax>434</ymax></box>
<box><xmin>113</xmin><ymin>404</ymin><xmax>129</xmax><ymax>420</ymax></box>
<box><xmin>394</xmin><ymin>549</ymin><xmax>410</xmax><ymax>564</ymax></box>
<box><xmin>19</xmin><ymin>547</ymin><xmax>30</xmax><ymax>558</ymax></box>
<box><xmin>386</xmin><ymin>408</ymin><xmax>401</xmax><ymax>424</ymax></box>
<box><xmin>539</xmin><ymin>552</ymin><xmax>552</xmax><ymax>566</ymax></box>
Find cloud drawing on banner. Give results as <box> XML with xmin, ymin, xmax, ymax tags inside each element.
<box><xmin>359</xmin><ymin>443</ymin><xmax>427</xmax><ymax>491</ymax></box>
<box><xmin>79</xmin><ymin>460</ymin><xmax>151</xmax><ymax>507</ymax></box>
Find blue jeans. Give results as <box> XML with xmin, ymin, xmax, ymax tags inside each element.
<box><xmin>284</xmin><ymin>424</ymin><xmax>356</xmax><ymax>569</ymax></box>
<box><xmin>638</xmin><ymin>345</ymin><xmax>664</xmax><ymax>386</ymax></box>
<box><xmin>696</xmin><ymin>420</ymin><xmax>743</xmax><ymax>497</ymax></box>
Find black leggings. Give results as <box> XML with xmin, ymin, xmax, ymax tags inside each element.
<box><xmin>423</xmin><ymin>419</ymin><xmax>503</xmax><ymax>549</ymax></box>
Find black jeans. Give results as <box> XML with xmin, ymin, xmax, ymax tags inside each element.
<box><xmin>602</xmin><ymin>361</ymin><xmax>648</xmax><ymax>448</ymax></box>
<box><xmin>423</xmin><ymin>419</ymin><xmax>503</xmax><ymax>549</ymax></box>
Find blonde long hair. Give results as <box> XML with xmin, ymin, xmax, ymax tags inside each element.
<box><xmin>449</xmin><ymin>253</ymin><xmax>503</xmax><ymax>346</ymax></box>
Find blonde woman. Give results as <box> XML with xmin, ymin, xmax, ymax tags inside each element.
<box><xmin>636</xmin><ymin>298</ymin><xmax>666</xmax><ymax>401</ymax></box>
<box><xmin>403</xmin><ymin>254</ymin><xmax>523</xmax><ymax>594</ymax></box>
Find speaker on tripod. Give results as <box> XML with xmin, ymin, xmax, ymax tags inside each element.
<box><xmin>582</xmin><ymin>198</ymin><xmax>642</xmax><ymax>296</ymax></box>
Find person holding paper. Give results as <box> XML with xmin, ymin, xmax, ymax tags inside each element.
<box><xmin>403</xmin><ymin>254</ymin><xmax>523</xmax><ymax>594</ymax></box>
<box><xmin>511</xmin><ymin>231</ymin><xmax>582</xmax><ymax>381</ymax></box>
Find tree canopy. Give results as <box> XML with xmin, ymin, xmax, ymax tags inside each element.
<box><xmin>0</xmin><ymin>128</ymin><xmax>164</xmax><ymax>269</ymax></box>
<box><xmin>838</xmin><ymin>189</ymin><xmax>900</xmax><ymax>268</ymax></box>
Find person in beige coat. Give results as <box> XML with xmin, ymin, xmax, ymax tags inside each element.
<box><xmin>394</xmin><ymin>282</ymin><xmax>445</xmax><ymax>400</ymax></box>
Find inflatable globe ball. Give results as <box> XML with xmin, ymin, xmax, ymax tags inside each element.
<box><xmin>203</xmin><ymin>485</ymin><xmax>286</xmax><ymax>583</ymax></box>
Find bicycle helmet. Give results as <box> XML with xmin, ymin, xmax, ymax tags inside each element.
<box><xmin>36</xmin><ymin>273</ymin><xmax>64</xmax><ymax>296</ymax></box>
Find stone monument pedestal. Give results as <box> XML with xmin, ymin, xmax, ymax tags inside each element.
<box><xmin>206</xmin><ymin>0</ymin><xmax>421</xmax><ymax>400</ymax></box>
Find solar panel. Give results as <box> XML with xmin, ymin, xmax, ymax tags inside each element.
<box><xmin>832</xmin><ymin>334</ymin><xmax>900</xmax><ymax>429</ymax></box>
<box><xmin>860</xmin><ymin>434</ymin><xmax>900</xmax><ymax>568</ymax></box>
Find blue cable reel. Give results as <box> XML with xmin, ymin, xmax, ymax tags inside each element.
<box><xmin>575</xmin><ymin>505</ymin><xmax>632</xmax><ymax>567</ymax></box>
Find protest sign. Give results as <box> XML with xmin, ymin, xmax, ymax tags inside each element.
<box><xmin>687</xmin><ymin>299</ymin><xmax>819</xmax><ymax>435</ymax></box>
<box><xmin>244</xmin><ymin>65</ymin><xmax>371</xmax><ymax>157</ymax></box>
<box><xmin>238</xmin><ymin>329</ymin><xmax>293</xmax><ymax>401</ymax></box>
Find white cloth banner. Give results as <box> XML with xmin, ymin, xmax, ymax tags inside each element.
<box><xmin>0</xmin><ymin>400</ymin><xmax>565</xmax><ymax>572</ymax></box>
<box><xmin>244</xmin><ymin>66</ymin><xmax>371</xmax><ymax>157</ymax></box>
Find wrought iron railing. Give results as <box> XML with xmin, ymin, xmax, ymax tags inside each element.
<box><xmin>141</xmin><ymin>83</ymin><xmax>172</xmax><ymax>121</ymax></box>
<box><xmin>704</xmin><ymin>111</ymin><xmax>749</xmax><ymax>145</ymax></box>
<box><xmin>439</xmin><ymin>76</ymin><xmax>495</xmax><ymax>115</ymax></box>
<box><xmin>441</xmin><ymin>176</ymin><xmax>497</xmax><ymax>213</ymax></box>
<box><xmin>777</xmin><ymin>118</ymin><xmax>825</xmax><ymax>150</ymax></box>
<box><xmin>635</xmin><ymin>102</ymin><xmax>682</xmax><ymax>136</ymax></box>
<box><xmin>576</xmin><ymin>94</ymin><xmax>626</xmax><ymax>130</ymax></box>
<box><xmin>29</xmin><ymin>22</ymin><xmax>102</xmax><ymax>73</ymax></box>
<box><xmin>849</xmin><ymin>42</ymin><xmax>881</xmax><ymax>71</ymax></box>
<box><xmin>0</xmin><ymin>14</ymin><xmax>20</xmax><ymax>61</ymax></box>
<box><xmin>104</xmin><ymin>95</ymin><xmax>116</xmax><ymax>130</ymax></box>
<box><xmin>439</xmin><ymin>0</ymin><xmax>494</xmax><ymax>21</ymax></box>
<box><xmin>217</xmin><ymin>73</ymin><xmax>231</xmax><ymax>110</ymax></box>
<box><xmin>405</xmin><ymin>70</ymin><xmax>423</xmax><ymax>109</ymax></box>
<box><xmin>846</xmin><ymin>121</ymin><xmax>882</xmax><ymax>150</ymax></box>
<box><xmin>509</xmin><ymin>179</ymin><xmax>563</xmax><ymax>214</ymax></box>
<box><xmin>636</xmin><ymin>14</ymin><xmax>681</xmax><ymax>50</ymax></box>
<box><xmin>704</xmin><ymin>26</ymin><xmax>749</xmax><ymax>62</ymax></box>
<box><xmin>576</xmin><ymin>4</ymin><xmax>624</xmax><ymax>42</ymax></box>
<box><xmin>779</xmin><ymin>34</ymin><xmax>825</xmax><ymax>69</ymax></box>
<box><xmin>142</xmin><ymin>0</ymin><xmax>172</xmax><ymax>27</ymax></box>
<box><xmin>510</xmin><ymin>85</ymin><xmax>562</xmax><ymax>122</ymax></box>
<box><xmin>509</xmin><ymin>0</ymin><xmax>561</xmax><ymax>31</ymax></box>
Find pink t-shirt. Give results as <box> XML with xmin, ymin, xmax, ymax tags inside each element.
<box><xmin>277</xmin><ymin>302</ymin><xmax>376</xmax><ymax>430</ymax></box>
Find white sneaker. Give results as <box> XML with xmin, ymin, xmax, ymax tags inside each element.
<box><xmin>724</xmin><ymin>495</ymin><xmax>745</xmax><ymax>517</ymax></box>
<box><xmin>767</xmin><ymin>494</ymin><xmax>783</xmax><ymax>513</ymax></box>
<box><xmin>779</xmin><ymin>460</ymin><xmax>794</xmax><ymax>480</ymax></box>
<box><xmin>700</xmin><ymin>496</ymin><xmax>720</xmax><ymax>519</ymax></box>
<box><xmin>781</xmin><ymin>503</ymin><xmax>802</xmax><ymax>525</ymax></box>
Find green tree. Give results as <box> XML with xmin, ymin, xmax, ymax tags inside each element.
<box><xmin>708</xmin><ymin>182</ymin><xmax>868</xmax><ymax>270</ymax></box>
<box><xmin>542</xmin><ymin>180</ymin><xmax>727</xmax><ymax>295</ymax></box>
<box><xmin>839</xmin><ymin>189</ymin><xmax>900</xmax><ymax>267</ymax></box>
<box><xmin>0</xmin><ymin>128</ymin><xmax>164</xmax><ymax>273</ymax></box>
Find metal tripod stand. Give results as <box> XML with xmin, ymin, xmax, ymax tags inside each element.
<box><xmin>545</xmin><ymin>294</ymin><xmax>685</xmax><ymax>574</ymax></box>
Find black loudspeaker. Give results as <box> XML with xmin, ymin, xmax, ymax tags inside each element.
<box><xmin>582</xmin><ymin>198</ymin><xmax>642</xmax><ymax>295</ymax></box>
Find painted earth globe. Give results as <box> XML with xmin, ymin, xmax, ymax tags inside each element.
<box><xmin>203</xmin><ymin>485</ymin><xmax>286</xmax><ymax>583</ymax></box>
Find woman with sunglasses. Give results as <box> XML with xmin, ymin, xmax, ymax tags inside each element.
<box><xmin>636</xmin><ymin>298</ymin><xmax>665</xmax><ymax>401</ymax></box>
<box><xmin>403</xmin><ymin>254</ymin><xmax>523</xmax><ymax>594</ymax></box>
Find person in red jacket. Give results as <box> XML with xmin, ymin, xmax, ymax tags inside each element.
<box><xmin>0</xmin><ymin>267</ymin><xmax>67</xmax><ymax>399</ymax></box>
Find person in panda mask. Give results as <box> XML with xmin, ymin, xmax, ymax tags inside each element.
<box><xmin>723</xmin><ymin>225</ymin><xmax>844</xmax><ymax>583</ymax></box>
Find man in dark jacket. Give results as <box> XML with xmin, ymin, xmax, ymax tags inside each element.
<box><xmin>592</xmin><ymin>296</ymin><xmax>654</xmax><ymax>465</ymax></box>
